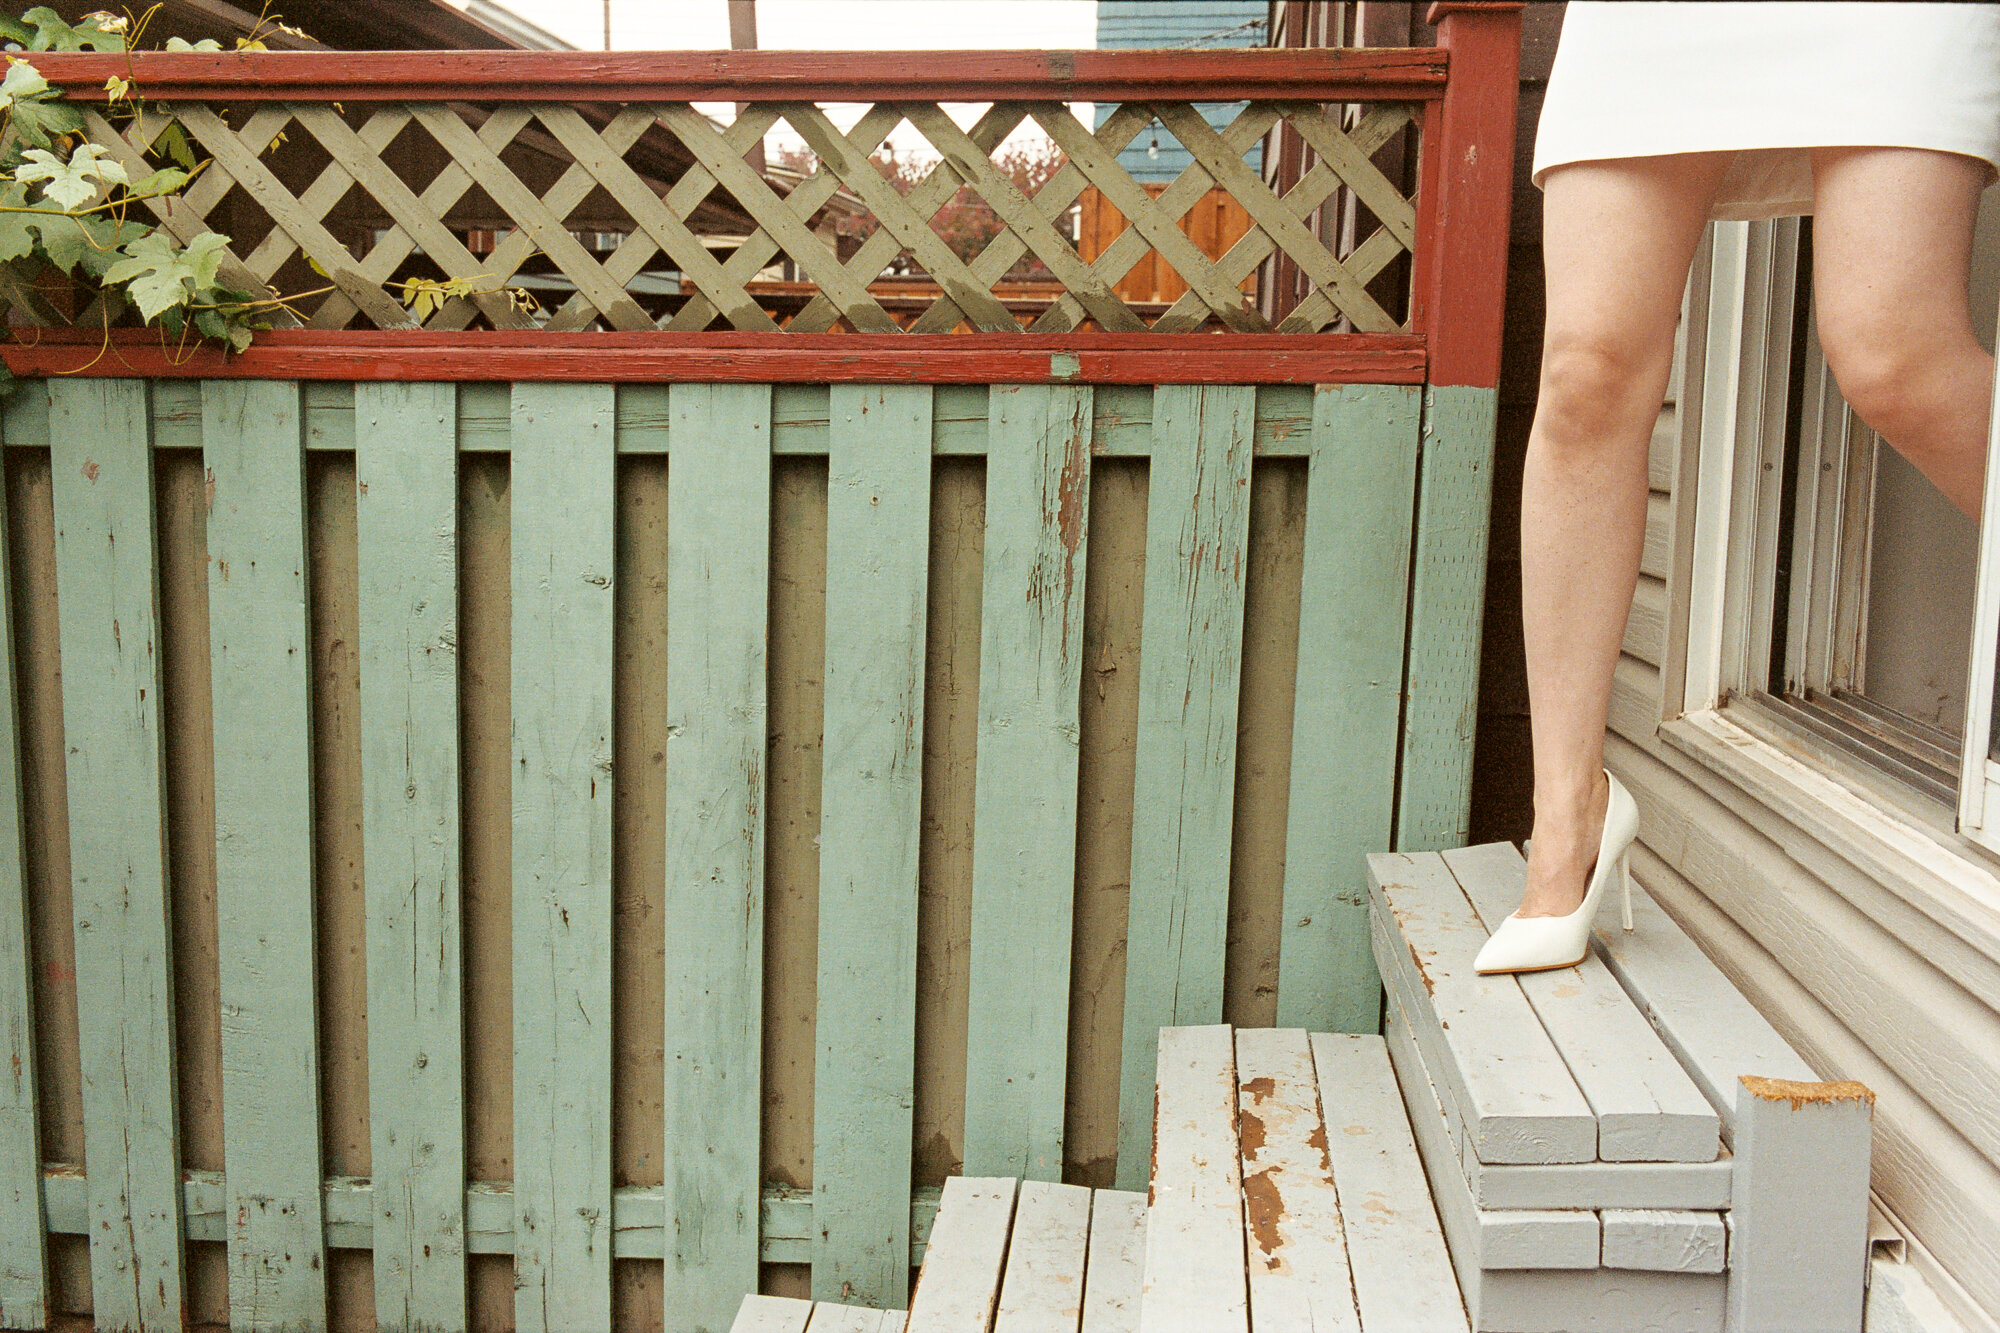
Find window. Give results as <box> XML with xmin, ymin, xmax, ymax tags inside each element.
<box><xmin>1675</xmin><ymin>183</ymin><xmax>2000</xmax><ymax>842</ymax></box>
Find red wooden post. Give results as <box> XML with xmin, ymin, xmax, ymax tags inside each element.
<box><xmin>1410</xmin><ymin>1</ymin><xmax>1523</xmax><ymax>390</ymax></box>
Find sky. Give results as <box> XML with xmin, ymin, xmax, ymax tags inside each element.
<box><xmin>451</xmin><ymin>0</ymin><xmax>1101</xmax><ymax>158</ymax></box>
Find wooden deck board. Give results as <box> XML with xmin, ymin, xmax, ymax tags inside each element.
<box><xmin>1080</xmin><ymin>1192</ymin><xmax>1145</xmax><ymax>1333</ymax></box>
<box><xmin>1310</xmin><ymin>1032</ymin><xmax>1467</xmax><ymax>1333</ymax></box>
<box><xmin>1139</xmin><ymin>1024</ymin><xmax>1249</xmax><ymax>1333</ymax></box>
<box><xmin>906</xmin><ymin>1177</ymin><xmax>1017</xmax><ymax>1333</ymax></box>
<box><xmin>1366</xmin><ymin>853</ymin><xmax>1596</xmax><ymax>1163</ymax></box>
<box><xmin>1232</xmin><ymin>1027</ymin><xmax>1360</xmax><ymax>1333</ymax></box>
<box><xmin>1444</xmin><ymin>842</ymin><xmax>1719</xmax><ymax>1163</ymax></box>
<box><xmin>992</xmin><ymin>1179</ymin><xmax>1091</xmax><ymax>1333</ymax></box>
<box><xmin>1599</xmin><ymin>1209</ymin><xmax>1727</xmax><ymax>1274</ymax></box>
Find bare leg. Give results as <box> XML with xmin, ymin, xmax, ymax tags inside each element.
<box><xmin>1516</xmin><ymin>154</ymin><xmax>1728</xmax><ymax>917</ymax></box>
<box><xmin>1810</xmin><ymin>147</ymin><xmax>1993</xmax><ymax>520</ymax></box>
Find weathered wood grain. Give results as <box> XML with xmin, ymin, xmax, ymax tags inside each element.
<box><xmin>992</xmin><ymin>1180</ymin><xmax>1091</xmax><ymax>1333</ymax></box>
<box><xmin>355</xmin><ymin>382</ymin><xmax>467</xmax><ymax>1332</ymax></box>
<box><xmin>1396</xmin><ymin>384</ymin><xmax>1500</xmax><ymax>852</ymax></box>
<box><xmin>0</xmin><ymin>422</ymin><xmax>45</xmax><ymax>1331</ymax></box>
<box><xmin>1139</xmin><ymin>1025</ymin><xmax>1248</xmax><ymax>1333</ymax></box>
<box><xmin>1367</xmin><ymin>852</ymin><xmax>1595</xmax><ymax>1162</ymax></box>
<box><xmin>1080</xmin><ymin>1192</ymin><xmax>1145</xmax><ymax>1333</ymax></box>
<box><xmin>905</xmin><ymin>1177</ymin><xmax>1017</xmax><ymax>1333</ymax></box>
<box><xmin>1309</xmin><ymin>1032</ymin><xmax>1466</xmax><ymax>1333</ymax></box>
<box><xmin>660</xmin><ymin>382</ymin><xmax>773</xmax><ymax>1332</ymax></box>
<box><xmin>201</xmin><ymin>379</ymin><xmax>330</xmax><ymax>1330</ymax></box>
<box><xmin>1232</xmin><ymin>1027</ymin><xmax>1358</xmax><ymax>1333</ymax></box>
<box><xmin>1115</xmin><ymin>386</ymin><xmax>1254</xmax><ymax>1188</ymax></box>
<box><xmin>1727</xmin><ymin>1075</ymin><xmax>1873</xmax><ymax>1332</ymax></box>
<box><xmin>728</xmin><ymin>1295</ymin><xmax>813</xmax><ymax>1333</ymax></box>
<box><xmin>962</xmin><ymin>383</ymin><xmax>1092</xmax><ymax>1180</ymax></box>
<box><xmin>813</xmin><ymin>385</ymin><xmax>933</xmax><ymax>1309</ymax></box>
<box><xmin>1445</xmin><ymin>842</ymin><xmax>1719</xmax><ymax>1162</ymax></box>
<box><xmin>48</xmin><ymin>379</ymin><xmax>185</xmax><ymax>1332</ymax></box>
<box><xmin>509</xmin><ymin>383</ymin><xmax>616</xmax><ymax>1333</ymax></box>
<box><xmin>1600</xmin><ymin>1209</ymin><xmax>1727</xmax><ymax>1274</ymax></box>
<box><xmin>1274</xmin><ymin>384</ymin><xmax>1421</xmax><ymax>1035</ymax></box>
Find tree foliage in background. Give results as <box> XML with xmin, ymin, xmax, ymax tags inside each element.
<box><xmin>774</xmin><ymin>136</ymin><xmax>1071</xmax><ymax>281</ymax></box>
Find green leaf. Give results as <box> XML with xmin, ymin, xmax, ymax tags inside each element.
<box><xmin>20</xmin><ymin>7</ymin><xmax>125</xmax><ymax>52</ymax></box>
<box><xmin>127</xmin><ymin>166</ymin><xmax>190</xmax><ymax>198</ymax></box>
<box><xmin>0</xmin><ymin>181</ymin><xmax>39</xmax><ymax>263</ymax></box>
<box><xmin>102</xmin><ymin>228</ymin><xmax>229</xmax><ymax>320</ymax></box>
<box><xmin>16</xmin><ymin>144</ymin><xmax>128</xmax><ymax>210</ymax></box>
<box><xmin>104</xmin><ymin>74</ymin><xmax>129</xmax><ymax>102</ymax></box>
<box><xmin>151</xmin><ymin>121</ymin><xmax>198</xmax><ymax>171</ymax></box>
<box><xmin>163</xmin><ymin>35</ymin><xmax>224</xmax><ymax>52</ymax></box>
<box><xmin>0</xmin><ymin>59</ymin><xmax>49</xmax><ymax>107</ymax></box>
<box><xmin>34</xmin><ymin>210</ymin><xmax>145</xmax><ymax>278</ymax></box>
<box><xmin>5</xmin><ymin>95</ymin><xmax>84</xmax><ymax>150</ymax></box>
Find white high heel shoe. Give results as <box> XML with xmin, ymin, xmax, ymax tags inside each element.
<box><xmin>1473</xmin><ymin>769</ymin><xmax>1639</xmax><ymax>975</ymax></box>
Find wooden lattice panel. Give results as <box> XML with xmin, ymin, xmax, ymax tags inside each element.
<box><xmin>16</xmin><ymin>96</ymin><xmax>1419</xmax><ymax>337</ymax></box>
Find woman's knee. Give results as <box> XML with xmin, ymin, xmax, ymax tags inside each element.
<box><xmin>1534</xmin><ymin>328</ymin><xmax>1673</xmax><ymax>446</ymax></box>
<box><xmin>1819</xmin><ymin>309</ymin><xmax>1981</xmax><ymax>440</ymax></box>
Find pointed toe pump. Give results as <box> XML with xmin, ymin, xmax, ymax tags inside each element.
<box><xmin>1473</xmin><ymin>769</ymin><xmax>1640</xmax><ymax>975</ymax></box>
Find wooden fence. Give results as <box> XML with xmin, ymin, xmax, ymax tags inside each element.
<box><xmin>0</xmin><ymin>8</ymin><xmax>1521</xmax><ymax>1332</ymax></box>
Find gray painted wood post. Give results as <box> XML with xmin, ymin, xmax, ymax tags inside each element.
<box><xmin>0</xmin><ymin>408</ymin><xmax>46</xmax><ymax>1331</ymax></box>
<box><xmin>48</xmin><ymin>378</ymin><xmax>187</xmax><ymax>1332</ymax></box>
<box><xmin>662</xmin><ymin>382</ymin><xmax>774</xmax><ymax>1332</ymax></box>
<box><xmin>1114</xmin><ymin>385</ymin><xmax>1254</xmax><ymax>1190</ymax></box>
<box><xmin>813</xmin><ymin>384</ymin><xmax>934</xmax><ymax>1309</ymax></box>
<box><xmin>1725</xmin><ymin>1074</ymin><xmax>1874</xmax><ymax>1332</ymax></box>
<box><xmin>1275</xmin><ymin>384</ymin><xmax>1420</xmax><ymax>1036</ymax></box>
<box><xmin>202</xmin><ymin>379</ymin><xmax>330</xmax><ymax>1331</ymax></box>
<box><xmin>509</xmin><ymin>383</ymin><xmax>617</xmax><ymax>1333</ymax></box>
<box><xmin>962</xmin><ymin>383</ymin><xmax>1093</xmax><ymax>1181</ymax></box>
<box><xmin>356</xmin><ymin>382</ymin><xmax>468</xmax><ymax>1333</ymax></box>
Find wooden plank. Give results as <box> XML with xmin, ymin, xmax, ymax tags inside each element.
<box><xmin>1139</xmin><ymin>1025</ymin><xmax>1248</xmax><ymax>1333</ymax></box>
<box><xmin>1459</xmin><ymin>1151</ymin><xmax>1732</xmax><ymax>1213</ymax></box>
<box><xmin>47</xmin><ymin>379</ymin><xmax>186</xmax><ymax>1333</ymax></box>
<box><xmin>906</xmin><ymin>1177</ymin><xmax>1017</xmax><ymax>1333</ymax></box>
<box><xmin>1079</xmin><ymin>1192</ymin><xmax>1144</xmax><ymax>1333</ymax></box>
<box><xmin>993</xmin><ymin>1180</ymin><xmax>1091</xmax><ymax>1333</ymax></box>
<box><xmin>812</xmin><ymin>385</ymin><xmax>933</xmax><ymax>1309</ymax></box>
<box><xmin>0</xmin><ymin>423</ymin><xmax>45</xmax><ymax>1332</ymax></box>
<box><xmin>1383</xmin><ymin>996</ymin><xmax>1727</xmax><ymax>1333</ymax></box>
<box><xmin>1231</xmin><ymin>1028</ymin><xmax>1358</xmax><ymax>1333</ymax></box>
<box><xmin>1726</xmin><ymin>1075</ymin><xmax>1873</xmax><ymax>1332</ymax></box>
<box><xmin>807</xmin><ymin>1304</ymin><xmax>905</xmax><ymax>1333</ymax></box>
<box><xmin>962</xmin><ymin>383</ymin><xmax>1092</xmax><ymax>1180</ymax></box>
<box><xmin>1274</xmin><ymin>384</ymin><xmax>1421</xmax><ymax>1035</ymax></box>
<box><xmin>1443</xmin><ymin>842</ymin><xmax>1720</xmax><ymax>1162</ymax></box>
<box><xmin>730</xmin><ymin>1295</ymin><xmax>814</xmax><ymax>1333</ymax></box>
<box><xmin>1308</xmin><ymin>1033</ymin><xmax>1467</xmax><ymax>1333</ymax></box>
<box><xmin>355</xmin><ymin>382</ymin><xmax>467</xmax><ymax>1332</ymax></box>
<box><xmin>201</xmin><ymin>379</ymin><xmax>329</xmax><ymax>1329</ymax></box>
<box><xmin>509</xmin><ymin>383</ymin><xmax>616</xmax><ymax>1333</ymax></box>
<box><xmin>1366</xmin><ymin>852</ymin><xmax>1595</xmax><ymax>1162</ymax></box>
<box><xmin>1588</xmin><ymin>863</ymin><xmax>1820</xmax><ymax>1143</ymax></box>
<box><xmin>660</xmin><ymin>382</ymin><xmax>772</xmax><ymax>1331</ymax></box>
<box><xmin>1114</xmin><ymin>386</ymin><xmax>1254</xmax><ymax>1188</ymax></box>
<box><xmin>1600</xmin><ymin>1210</ymin><xmax>1727</xmax><ymax>1274</ymax></box>
<box><xmin>1396</xmin><ymin>384</ymin><xmax>1500</xmax><ymax>852</ymax></box>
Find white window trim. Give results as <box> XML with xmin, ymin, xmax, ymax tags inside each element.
<box><xmin>1664</xmin><ymin>216</ymin><xmax>2000</xmax><ymax>971</ymax></box>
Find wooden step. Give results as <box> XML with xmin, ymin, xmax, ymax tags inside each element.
<box><xmin>730</xmin><ymin>1294</ymin><xmax>907</xmax><ymax>1332</ymax></box>
<box><xmin>1142</xmin><ymin>1024</ymin><xmax>1467</xmax><ymax>1333</ymax></box>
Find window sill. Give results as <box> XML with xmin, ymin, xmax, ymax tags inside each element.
<box><xmin>1655</xmin><ymin>703</ymin><xmax>2000</xmax><ymax>1001</ymax></box>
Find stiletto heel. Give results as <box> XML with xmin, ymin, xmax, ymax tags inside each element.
<box><xmin>1473</xmin><ymin>769</ymin><xmax>1640</xmax><ymax>974</ymax></box>
<box><xmin>1619</xmin><ymin>850</ymin><xmax>1633</xmax><ymax>931</ymax></box>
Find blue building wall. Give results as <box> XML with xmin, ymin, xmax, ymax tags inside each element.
<box><xmin>1094</xmin><ymin>0</ymin><xmax>1268</xmax><ymax>184</ymax></box>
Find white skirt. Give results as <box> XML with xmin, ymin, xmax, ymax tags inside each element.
<box><xmin>1531</xmin><ymin>2</ymin><xmax>2000</xmax><ymax>220</ymax></box>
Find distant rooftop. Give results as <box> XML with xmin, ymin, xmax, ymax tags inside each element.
<box><xmin>1095</xmin><ymin>0</ymin><xmax>1270</xmax><ymax>184</ymax></box>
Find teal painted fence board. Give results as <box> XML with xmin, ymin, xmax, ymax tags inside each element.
<box><xmin>961</xmin><ymin>383</ymin><xmax>1093</xmax><ymax>1181</ymax></box>
<box><xmin>47</xmin><ymin>378</ymin><xmax>186</xmax><ymax>1332</ymax></box>
<box><xmin>811</xmin><ymin>385</ymin><xmax>934</xmax><ymax>1308</ymax></box>
<box><xmin>355</xmin><ymin>383</ymin><xmax>468</xmax><ymax>1333</ymax></box>
<box><xmin>0</xmin><ymin>424</ymin><xmax>46</xmax><ymax>1331</ymax></box>
<box><xmin>1275</xmin><ymin>385</ymin><xmax>1422</xmax><ymax>1034</ymax></box>
<box><xmin>659</xmin><ymin>382</ymin><xmax>772</xmax><ymax>1333</ymax></box>
<box><xmin>202</xmin><ymin>380</ymin><xmax>330</xmax><ymax>1330</ymax></box>
<box><xmin>1396</xmin><ymin>384</ymin><xmax>1500</xmax><ymax>853</ymax></box>
<box><xmin>1113</xmin><ymin>383</ymin><xmax>1256</xmax><ymax>1191</ymax></box>
<box><xmin>509</xmin><ymin>384</ymin><xmax>616</xmax><ymax>1333</ymax></box>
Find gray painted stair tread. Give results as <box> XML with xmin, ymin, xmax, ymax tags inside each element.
<box><xmin>1384</xmin><ymin>995</ymin><xmax>1724</xmax><ymax>1332</ymax></box>
<box><xmin>1367</xmin><ymin>852</ymin><xmax>1596</xmax><ymax>1163</ymax></box>
<box><xmin>1140</xmin><ymin>1025</ymin><xmax>1249</xmax><ymax>1333</ymax></box>
<box><xmin>1081</xmin><ymin>1191</ymin><xmax>1145</xmax><ymax>1333</ymax></box>
<box><xmin>992</xmin><ymin>1179</ymin><xmax>1090</xmax><ymax>1333</ymax></box>
<box><xmin>906</xmin><ymin>1177</ymin><xmax>1016</xmax><ymax>1333</ymax></box>
<box><xmin>1600</xmin><ymin>1209</ymin><xmax>1727</xmax><ymax>1274</ymax></box>
<box><xmin>1445</xmin><ymin>842</ymin><xmax>1720</xmax><ymax>1163</ymax></box>
<box><xmin>731</xmin><ymin>1296</ymin><xmax>815</xmax><ymax>1333</ymax></box>
<box><xmin>1310</xmin><ymin>1032</ymin><xmax>1468</xmax><ymax>1333</ymax></box>
<box><xmin>1589</xmin><ymin>871</ymin><xmax>1817</xmax><ymax>1141</ymax></box>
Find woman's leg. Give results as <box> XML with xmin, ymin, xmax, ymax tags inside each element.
<box><xmin>1810</xmin><ymin>147</ymin><xmax>1993</xmax><ymax>520</ymax></box>
<box><xmin>1516</xmin><ymin>154</ymin><xmax>1728</xmax><ymax>917</ymax></box>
